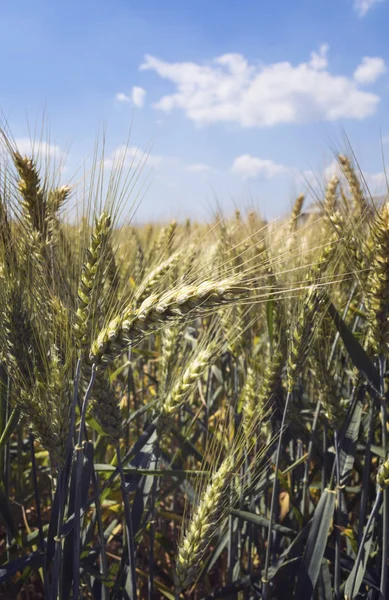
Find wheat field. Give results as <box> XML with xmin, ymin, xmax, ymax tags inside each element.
<box><xmin>0</xmin><ymin>132</ymin><xmax>388</xmax><ymax>600</ymax></box>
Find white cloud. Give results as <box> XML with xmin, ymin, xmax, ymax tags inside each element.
<box><xmin>354</xmin><ymin>57</ymin><xmax>386</xmax><ymax>84</ymax></box>
<box><xmin>132</xmin><ymin>86</ymin><xmax>146</xmax><ymax>108</ymax></box>
<box><xmin>116</xmin><ymin>92</ymin><xmax>131</xmax><ymax>102</ymax></box>
<box><xmin>232</xmin><ymin>154</ymin><xmax>288</xmax><ymax>180</ymax></box>
<box><xmin>185</xmin><ymin>163</ymin><xmax>211</xmax><ymax>173</ymax></box>
<box><xmin>140</xmin><ymin>47</ymin><xmax>381</xmax><ymax>128</ymax></box>
<box><xmin>104</xmin><ymin>145</ymin><xmax>162</xmax><ymax>170</ymax></box>
<box><xmin>309</xmin><ymin>44</ymin><xmax>329</xmax><ymax>70</ymax></box>
<box><xmin>323</xmin><ymin>159</ymin><xmax>343</xmax><ymax>181</ymax></box>
<box><xmin>354</xmin><ymin>0</ymin><xmax>384</xmax><ymax>17</ymax></box>
<box><xmin>367</xmin><ymin>171</ymin><xmax>388</xmax><ymax>188</ymax></box>
<box><xmin>104</xmin><ymin>144</ymin><xmax>172</xmax><ymax>169</ymax></box>
<box><xmin>115</xmin><ymin>86</ymin><xmax>147</xmax><ymax>108</ymax></box>
<box><xmin>14</xmin><ymin>138</ymin><xmax>63</xmax><ymax>161</ymax></box>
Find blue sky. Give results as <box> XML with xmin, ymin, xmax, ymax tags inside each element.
<box><xmin>1</xmin><ymin>0</ymin><xmax>389</xmax><ymax>222</ymax></box>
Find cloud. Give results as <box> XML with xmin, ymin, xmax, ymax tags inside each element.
<box><xmin>232</xmin><ymin>154</ymin><xmax>288</xmax><ymax>180</ymax></box>
<box><xmin>104</xmin><ymin>145</ymin><xmax>162</xmax><ymax>170</ymax></box>
<box><xmin>102</xmin><ymin>145</ymin><xmax>180</xmax><ymax>176</ymax></box>
<box><xmin>115</xmin><ymin>86</ymin><xmax>147</xmax><ymax>108</ymax></box>
<box><xmin>185</xmin><ymin>163</ymin><xmax>212</xmax><ymax>173</ymax></box>
<box><xmin>132</xmin><ymin>86</ymin><xmax>146</xmax><ymax>108</ymax></box>
<box><xmin>354</xmin><ymin>57</ymin><xmax>386</xmax><ymax>84</ymax></box>
<box><xmin>367</xmin><ymin>171</ymin><xmax>388</xmax><ymax>188</ymax></box>
<box><xmin>309</xmin><ymin>43</ymin><xmax>329</xmax><ymax>70</ymax></box>
<box><xmin>140</xmin><ymin>46</ymin><xmax>381</xmax><ymax>128</ymax></box>
<box><xmin>14</xmin><ymin>138</ymin><xmax>64</xmax><ymax>161</ymax></box>
<box><xmin>353</xmin><ymin>0</ymin><xmax>384</xmax><ymax>17</ymax></box>
<box><xmin>116</xmin><ymin>92</ymin><xmax>131</xmax><ymax>102</ymax></box>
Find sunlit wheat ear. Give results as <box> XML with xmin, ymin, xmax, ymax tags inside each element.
<box><xmin>366</xmin><ymin>201</ymin><xmax>389</xmax><ymax>356</ymax></box>
<box><xmin>156</xmin><ymin>341</ymin><xmax>218</xmax><ymax>437</ymax></box>
<box><xmin>46</xmin><ymin>185</ymin><xmax>72</xmax><ymax>242</ymax></box>
<box><xmin>0</xmin><ymin>281</ymin><xmax>37</xmax><ymax>391</ymax></box>
<box><xmin>338</xmin><ymin>154</ymin><xmax>366</xmax><ymax>215</ymax></box>
<box><xmin>305</xmin><ymin>231</ymin><xmax>339</xmax><ymax>287</ymax></box>
<box><xmin>90</xmin><ymin>276</ymin><xmax>246</xmax><ymax>369</ymax></box>
<box><xmin>102</xmin><ymin>237</ymin><xmax>121</xmax><ymax>301</ymax></box>
<box><xmin>289</xmin><ymin>194</ymin><xmax>305</xmax><ymax>233</ymax></box>
<box><xmin>309</xmin><ymin>314</ymin><xmax>344</xmax><ymax>424</ymax></box>
<box><xmin>22</xmin><ymin>229</ymin><xmax>54</xmax><ymax>330</ymax></box>
<box><xmin>47</xmin><ymin>185</ymin><xmax>71</xmax><ymax>214</ymax></box>
<box><xmin>133</xmin><ymin>239</ymin><xmax>145</xmax><ymax>285</ymax></box>
<box><xmin>175</xmin><ymin>414</ymin><xmax>273</xmax><ymax>596</ymax></box>
<box><xmin>245</xmin><ymin>304</ymin><xmax>286</xmax><ymax>437</ymax></box>
<box><xmin>287</xmin><ymin>286</ymin><xmax>327</xmax><ymax>393</ymax></box>
<box><xmin>73</xmin><ymin>211</ymin><xmax>112</xmax><ymax>356</ymax></box>
<box><xmin>160</xmin><ymin>323</ymin><xmax>184</xmax><ymax>394</ymax></box>
<box><xmin>91</xmin><ymin>370</ymin><xmax>122</xmax><ymax>442</ymax></box>
<box><xmin>323</xmin><ymin>175</ymin><xmax>339</xmax><ymax>214</ymax></box>
<box><xmin>241</xmin><ymin>366</ymin><xmax>260</xmax><ymax>438</ymax></box>
<box><xmin>134</xmin><ymin>251</ymin><xmax>182</xmax><ymax>304</ymax></box>
<box><xmin>13</xmin><ymin>152</ymin><xmax>47</xmax><ymax>236</ymax></box>
<box><xmin>0</xmin><ymin>193</ymin><xmax>15</xmax><ymax>270</ymax></box>
<box><xmin>0</xmin><ymin>277</ymin><xmax>71</xmax><ymax>466</ymax></box>
<box><xmin>148</xmin><ymin>219</ymin><xmax>177</xmax><ymax>262</ymax></box>
<box><xmin>33</xmin><ymin>348</ymin><xmax>72</xmax><ymax>467</ymax></box>
<box><xmin>323</xmin><ymin>176</ymin><xmax>370</xmax><ymax>285</ymax></box>
<box><xmin>72</xmin><ymin>213</ymin><xmax>123</xmax><ymax>440</ymax></box>
<box><xmin>174</xmin><ymin>453</ymin><xmax>235</xmax><ymax>594</ymax></box>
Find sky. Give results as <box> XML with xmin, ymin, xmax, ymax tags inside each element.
<box><xmin>1</xmin><ymin>0</ymin><xmax>389</xmax><ymax>223</ymax></box>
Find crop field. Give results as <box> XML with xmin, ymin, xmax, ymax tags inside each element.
<box><xmin>0</xmin><ymin>133</ymin><xmax>388</xmax><ymax>600</ymax></box>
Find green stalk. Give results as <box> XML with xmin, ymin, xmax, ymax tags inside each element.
<box><xmin>116</xmin><ymin>445</ymin><xmax>137</xmax><ymax>600</ymax></box>
<box><xmin>334</xmin><ymin>430</ymin><xmax>341</xmax><ymax>599</ymax></box>
<box><xmin>262</xmin><ymin>390</ymin><xmax>292</xmax><ymax>599</ymax></box>
<box><xmin>379</xmin><ymin>356</ymin><xmax>388</xmax><ymax>598</ymax></box>
<box><xmin>301</xmin><ymin>400</ymin><xmax>321</xmax><ymax>519</ymax></box>
<box><xmin>358</xmin><ymin>400</ymin><xmax>375</xmax><ymax>545</ymax></box>
<box><xmin>72</xmin><ymin>366</ymin><xmax>96</xmax><ymax>599</ymax></box>
<box><xmin>348</xmin><ymin>489</ymin><xmax>382</xmax><ymax>598</ymax></box>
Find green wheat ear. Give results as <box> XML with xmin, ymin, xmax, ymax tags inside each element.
<box><xmin>366</xmin><ymin>201</ymin><xmax>389</xmax><ymax>356</ymax></box>
<box><xmin>74</xmin><ymin>211</ymin><xmax>113</xmax><ymax>356</ymax></box>
<box><xmin>175</xmin><ymin>453</ymin><xmax>235</xmax><ymax>594</ymax></box>
<box><xmin>90</xmin><ymin>276</ymin><xmax>247</xmax><ymax>369</ymax></box>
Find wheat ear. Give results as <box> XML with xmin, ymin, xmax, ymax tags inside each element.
<box><xmin>90</xmin><ymin>276</ymin><xmax>246</xmax><ymax>369</ymax></box>
<box><xmin>157</xmin><ymin>342</ymin><xmax>217</xmax><ymax>436</ymax></box>
<box><xmin>73</xmin><ymin>212</ymin><xmax>112</xmax><ymax>355</ymax></box>
<box><xmin>13</xmin><ymin>152</ymin><xmax>47</xmax><ymax>235</ymax></box>
<box><xmin>366</xmin><ymin>201</ymin><xmax>389</xmax><ymax>355</ymax></box>
<box><xmin>174</xmin><ymin>453</ymin><xmax>234</xmax><ymax>593</ymax></box>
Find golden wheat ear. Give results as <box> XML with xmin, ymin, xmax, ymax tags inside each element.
<box><xmin>90</xmin><ymin>276</ymin><xmax>247</xmax><ymax>369</ymax></box>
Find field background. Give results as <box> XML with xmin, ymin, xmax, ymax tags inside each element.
<box><xmin>0</xmin><ymin>138</ymin><xmax>388</xmax><ymax>600</ymax></box>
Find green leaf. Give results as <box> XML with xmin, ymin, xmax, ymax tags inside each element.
<box><xmin>327</xmin><ymin>301</ymin><xmax>380</xmax><ymax>391</ymax></box>
<box><xmin>318</xmin><ymin>559</ymin><xmax>332</xmax><ymax>600</ymax></box>
<box><xmin>344</xmin><ymin>492</ymin><xmax>380</xmax><ymax>599</ymax></box>
<box><xmin>231</xmin><ymin>509</ymin><xmax>297</xmax><ymax>536</ymax></box>
<box><xmin>339</xmin><ymin>397</ymin><xmax>363</xmax><ymax>486</ymax></box>
<box><xmin>295</xmin><ymin>488</ymin><xmax>336</xmax><ymax>599</ymax></box>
